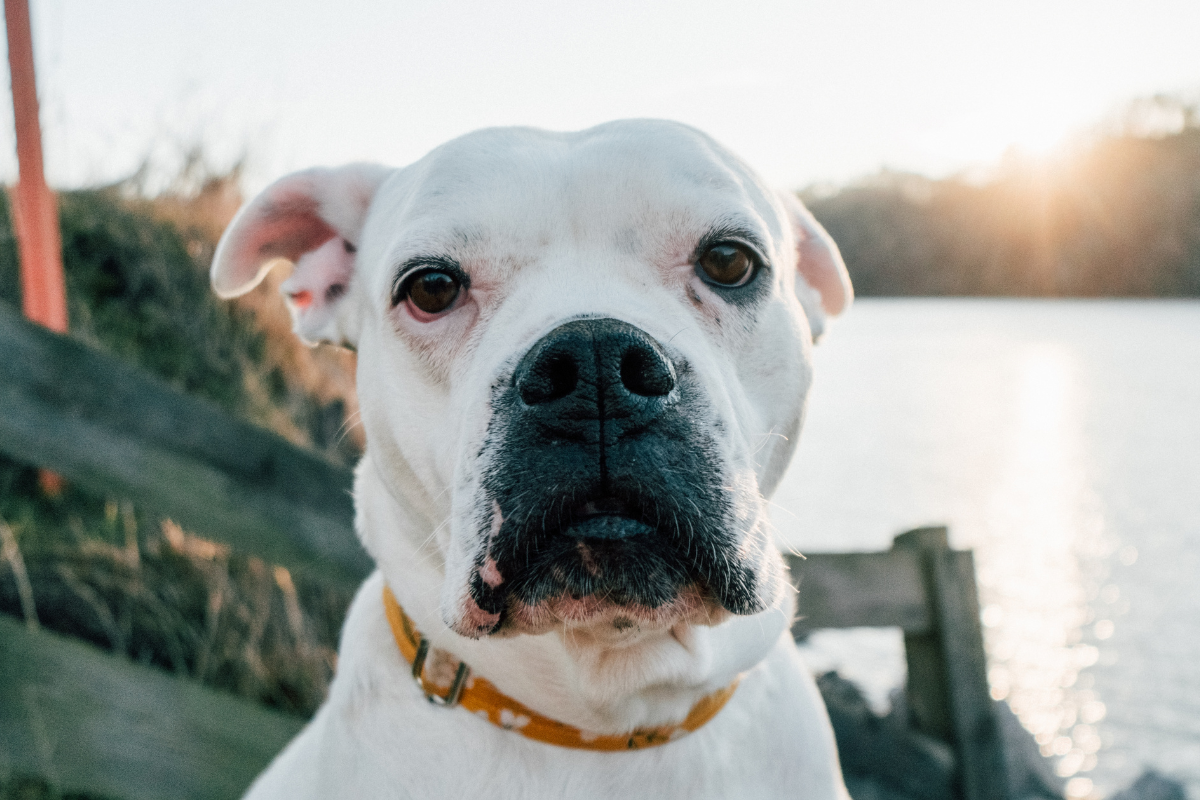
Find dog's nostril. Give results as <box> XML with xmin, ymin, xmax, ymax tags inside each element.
<box><xmin>518</xmin><ymin>350</ymin><xmax>579</xmax><ymax>405</ymax></box>
<box><xmin>620</xmin><ymin>345</ymin><xmax>675</xmax><ymax>397</ymax></box>
<box><xmin>513</xmin><ymin>319</ymin><xmax>675</xmax><ymax>408</ymax></box>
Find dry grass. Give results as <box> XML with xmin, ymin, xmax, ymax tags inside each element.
<box><xmin>1</xmin><ymin>504</ymin><xmax>349</xmax><ymax>717</ymax></box>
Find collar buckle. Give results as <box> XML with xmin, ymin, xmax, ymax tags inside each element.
<box><xmin>411</xmin><ymin>635</ymin><xmax>470</xmax><ymax>707</ymax></box>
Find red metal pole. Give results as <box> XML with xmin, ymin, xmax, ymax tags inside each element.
<box><xmin>5</xmin><ymin>0</ymin><xmax>66</xmax><ymax>332</ymax></box>
<box><xmin>6</xmin><ymin>0</ymin><xmax>66</xmax><ymax>494</ymax></box>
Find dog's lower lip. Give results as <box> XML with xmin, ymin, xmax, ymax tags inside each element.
<box><xmin>568</xmin><ymin>497</ymin><xmax>651</xmax><ymax>540</ymax></box>
<box><xmin>577</xmin><ymin>497</ymin><xmax>630</xmax><ymax>518</ymax></box>
<box><xmin>565</xmin><ymin>515</ymin><xmax>653</xmax><ymax>540</ymax></box>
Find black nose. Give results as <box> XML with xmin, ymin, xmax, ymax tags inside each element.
<box><xmin>514</xmin><ymin>319</ymin><xmax>675</xmax><ymax>433</ymax></box>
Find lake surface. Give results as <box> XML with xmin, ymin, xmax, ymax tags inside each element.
<box><xmin>770</xmin><ymin>299</ymin><xmax>1200</xmax><ymax>799</ymax></box>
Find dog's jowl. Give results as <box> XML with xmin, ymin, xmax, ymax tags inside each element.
<box><xmin>211</xmin><ymin>120</ymin><xmax>854</xmax><ymax>799</ymax></box>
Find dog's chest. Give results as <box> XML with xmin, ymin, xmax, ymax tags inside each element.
<box><xmin>247</xmin><ymin>614</ymin><xmax>846</xmax><ymax>800</ymax></box>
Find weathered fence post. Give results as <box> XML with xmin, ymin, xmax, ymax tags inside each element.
<box><xmin>894</xmin><ymin>527</ymin><xmax>1007</xmax><ymax>800</ymax></box>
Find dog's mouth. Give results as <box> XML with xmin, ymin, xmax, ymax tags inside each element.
<box><xmin>461</xmin><ymin>491</ymin><xmax>736</xmax><ymax>636</ymax></box>
<box><xmin>562</xmin><ymin>496</ymin><xmax>655</xmax><ymax>540</ymax></box>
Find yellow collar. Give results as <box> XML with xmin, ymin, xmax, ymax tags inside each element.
<box><xmin>382</xmin><ymin>584</ymin><xmax>739</xmax><ymax>751</ymax></box>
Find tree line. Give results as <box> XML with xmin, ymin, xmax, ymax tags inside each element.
<box><xmin>805</xmin><ymin>108</ymin><xmax>1200</xmax><ymax>297</ymax></box>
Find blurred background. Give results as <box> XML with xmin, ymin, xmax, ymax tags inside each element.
<box><xmin>0</xmin><ymin>1</ymin><xmax>1197</xmax><ymax>798</ymax></box>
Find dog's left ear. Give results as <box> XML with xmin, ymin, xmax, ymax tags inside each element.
<box><xmin>778</xmin><ymin>191</ymin><xmax>853</xmax><ymax>339</ymax></box>
<box><xmin>211</xmin><ymin>163</ymin><xmax>391</xmax><ymax>346</ymax></box>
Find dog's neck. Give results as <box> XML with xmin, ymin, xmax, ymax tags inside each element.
<box><xmin>353</xmin><ymin>450</ymin><xmax>793</xmax><ymax>734</ymax></box>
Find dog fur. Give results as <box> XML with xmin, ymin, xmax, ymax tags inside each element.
<box><xmin>211</xmin><ymin>119</ymin><xmax>853</xmax><ymax>799</ymax></box>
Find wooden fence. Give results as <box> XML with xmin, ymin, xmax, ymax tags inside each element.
<box><xmin>789</xmin><ymin>531</ymin><xmax>1005</xmax><ymax>799</ymax></box>
<box><xmin>0</xmin><ymin>303</ymin><xmax>369</xmax><ymax>586</ymax></box>
<box><xmin>0</xmin><ymin>303</ymin><xmax>1007</xmax><ymax>800</ymax></box>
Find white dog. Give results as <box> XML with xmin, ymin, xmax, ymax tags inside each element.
<box><xmin>211</xmin><ymin>120</ymin><xmax>853</xmax><ymax>799</ymax></box>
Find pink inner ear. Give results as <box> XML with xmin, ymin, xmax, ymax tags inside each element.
<box><xmin>798</xmin><ymin>235</ymin><xmax>850</xmax><ymax>317</ymax></box>
<box><xmin>248</xmin><ymin>199</ymin><xmax>338</xmax><ymax>264</ymax></box>
<box><xmin>214</xmin><ymin>188</ymin><xmax>340</xmax><ymax>296</ymax></box>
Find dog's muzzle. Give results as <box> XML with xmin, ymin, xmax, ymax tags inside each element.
<box><xmin>512</xmin><ymin>317</ymin><xmax>675</xmax><ymax>541</ymax></box>
<box><xmin>464</xmin><ymin>318</ymin><xmax>769</xmax><ymax>635</ymax></box>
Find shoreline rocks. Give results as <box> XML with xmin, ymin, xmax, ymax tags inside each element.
<box><xmin>815</xmin><ymin>672</ymin><xmax>1188</xmax><ymax>800</ymax></box>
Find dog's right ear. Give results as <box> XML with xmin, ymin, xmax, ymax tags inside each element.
<box><xmin>777</xmin><ymin>191</ymin><xmax>853</xmax><ymax>341</ymax></box>
<box><xmin>211</xmin><ymin>163</ymin><xmax>391</xmax><ymax>346</ymax></box>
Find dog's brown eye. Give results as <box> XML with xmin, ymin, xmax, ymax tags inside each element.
<box><xmin>699</xmin><ymin>244</ymin><xmax>754</xmax><ymax>287</ymax></box>
<box><xmin>405</xmin><ymin>270</ymin><xmax>461</xmax><ymax>315</ymax></box>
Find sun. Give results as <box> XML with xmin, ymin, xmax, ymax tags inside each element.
<box><xmin>915</xmin><ymin>101</ymin><xmax>1083</xmax><ymax>175</ymax></box>
<box><xmin>1002</xmin><ymin>115</ymin><xmax>1076</xmax><ymax>160</ymax></box>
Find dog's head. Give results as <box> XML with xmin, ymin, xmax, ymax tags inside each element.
<box><xmin>212</xmin><ymin>120</ymin><xmax>850</xmax><ymax>640</ymax></box>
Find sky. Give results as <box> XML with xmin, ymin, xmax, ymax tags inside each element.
<box><xmin>2</xmin><ymin>0</ymin><xmax>1199</xmax><ymax>194</ymax></box>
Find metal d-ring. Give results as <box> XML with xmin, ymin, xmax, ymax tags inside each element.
<box><xmin>411</xmin><ymin>635</ymin><xmax>470</xmax><ymax>707</ymax></box>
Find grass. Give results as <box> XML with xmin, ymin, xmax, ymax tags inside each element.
<box><xmin>0</xmin><ymin>169</ymin><xmax>359</xmax><ymax>721</ymax></box>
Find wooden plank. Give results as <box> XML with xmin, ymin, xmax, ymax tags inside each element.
<box><xmin>0</xmin><ymin>304</ymin><xmax>370</xmax><ymax>586</ymax></box>
<box><xmin>932</xmin><ymin>549</ymin><xmax>1008</xmax><ymax>800</ymax></box>
<box><xmin>893</xmin><ymin>527</ymin><xmax>1008</xmax><ymax>800</ymax></box>
<box><xmin>787</xmin><ymin>551</ymin><xmax>931</xmax><ymax>637</ymax></box>
<box><xmin>893</xmin><ymin>528</ymin><xmax>957</xmax><ymax>743</ymax></box>
<box><xmin>0</xmin><ymin>614</ymin><xmax>303</xmax><ymax>800</ymax></box>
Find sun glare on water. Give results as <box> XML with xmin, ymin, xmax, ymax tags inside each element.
<box><xmin>977</xmin><ymin>346</ymin><xmax>1114</xmax><ymax>799</ymax></box>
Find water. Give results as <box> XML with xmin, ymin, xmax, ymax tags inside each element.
<box><xmin>770</xmin><ymin>299</ymin><xmax>1200</xmax><ymax>799</ymax></box>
